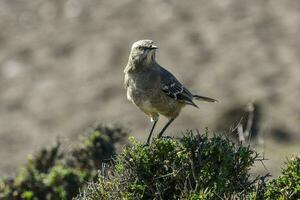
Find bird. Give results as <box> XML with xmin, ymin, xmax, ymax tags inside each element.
<box><xmin>124</xmin><ymin>39</ymin><xmax>217</xmax><ymax>145</ymax></box>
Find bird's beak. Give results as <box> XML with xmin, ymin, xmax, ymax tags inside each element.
<box><xmin>150</xmin><ymin>45</ymin><xmax>158</xmax><ymax>50</ymax></box>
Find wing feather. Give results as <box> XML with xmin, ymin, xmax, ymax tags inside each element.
<box><xmin>159</xmin><ymin>66</ymin><xmax>198</xmax><ymax>107</ymax></box>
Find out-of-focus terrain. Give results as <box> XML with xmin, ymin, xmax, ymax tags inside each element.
<box><xmin>0</xmin><ymin>0</ymin><xmax>299</xmax><ymax>177</ymax></box>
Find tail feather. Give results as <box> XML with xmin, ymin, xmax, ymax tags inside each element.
<box><xmin>185</xmin><ymin>100</ymin><xmax>199</xmax><ymax>108</ymax></box>
<box><xmin>193</xmin><ymin>95</ymin><xmax>218</xmax><ymax>103</ymax></box>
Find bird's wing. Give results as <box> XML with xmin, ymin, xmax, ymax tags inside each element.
<box><xmin>159</xmin><ymin>67</ymin><xmax>198</xmax><ymax>107</ymax></box>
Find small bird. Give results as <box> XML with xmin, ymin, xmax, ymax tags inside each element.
<box><xmin>124</xmin><ymin>40</ymin><xmax>217</xmax><ymax>145</ymax></box>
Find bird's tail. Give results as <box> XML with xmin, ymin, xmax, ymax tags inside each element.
<box><xmin>193</xmin><ymin>95</ymin><xmax>218</xmax><ymax>103</ymax></box>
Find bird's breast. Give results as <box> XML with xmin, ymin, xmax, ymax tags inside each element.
<box><xmin>126</xmin><ymin>70</ymin><xmax>159</xmax><ymax>91</ymax></box>
<box><xmin>125</xmin><ymin>69</ymin><xmax>160</xmax><ymax>110</ymax></box>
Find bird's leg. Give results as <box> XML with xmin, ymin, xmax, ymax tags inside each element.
<box><xmin>157</xmin><ymin>118</ymin><xmax>175</xmax><ymax>138</ymax></box>
<box><xmin>145</xmin><ymin>120</ymin><xmax>158</xmax><ymax>146</ymax></box>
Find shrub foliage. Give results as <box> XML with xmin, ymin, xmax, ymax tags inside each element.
<box><xmin>1</xmin><ymin>126</ymin><xmax>299</xmax><ymax>200</ymax></box>
<box><xmin>75</xmin><ymin>131</ymin><xmax>267</xmax><ymax>200</ymax></box>
<box><xmin>0</xmin><ymin>125</ymin><xmax>127</xmax><ymax>200</ymax></box>
<box><xmin>264</xmin><ymin>156</ymin><xmax>300</xmax><ymax>200</ymax></box>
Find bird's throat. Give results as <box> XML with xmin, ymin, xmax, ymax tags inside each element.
<box><xmin>126</xmin><ymin>54</ymin><xmax>155</xmax><ymax>72</ymax></box>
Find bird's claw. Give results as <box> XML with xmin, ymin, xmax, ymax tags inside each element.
<box><xmin>159</xmin><ymin>135</ymin><xmax>172</xmax><ymax>139</ymax></box>
<box><xmin>142</xmin><ymin>142</ymin><xmax>150</xmax><ymax>147</ymax></box>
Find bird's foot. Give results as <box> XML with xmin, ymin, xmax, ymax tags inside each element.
<box><xmin>159</xmin><ymin>135</ymin><xmax>173</xmax><ymax>140</ymax></box>
<box><xmin>142</xmin><ymin>142</ymin><xmax>150</xmax><ymax>147</ymax></box>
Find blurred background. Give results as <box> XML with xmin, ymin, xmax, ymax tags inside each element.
<box><xmin>0</xmin><ymin>0</ymin><xmax>299</xmax><ymax>178</ymax></box>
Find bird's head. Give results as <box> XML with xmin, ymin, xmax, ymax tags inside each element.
<box><xmin>129</xmin><ymin>39</ymin><xmax>158</xmax><ymax>65</ymax></box>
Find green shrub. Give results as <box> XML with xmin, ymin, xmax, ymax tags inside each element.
<box><xmin>0</xmin><ymin>125</ymin><xmax>127</xmax><ymax>200</ymax></box>
<box><xmin>75</xmin><ymin>131</ymin><xmax>266</xmax><ymax>200</ymax></box>
<box><xmin>2</xmin><ymin>125</ymin><xmax>299</xmax><ymax>200</ymax></box>
<box><xmin>264</xmin><ymin>156</ymin><xmax>300</xmax><ymax>200</ymax></box>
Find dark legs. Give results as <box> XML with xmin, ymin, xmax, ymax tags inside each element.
<box><xmin>145</xmin><ymin>120</ymin><xmax>158</xmax><ymax>145</ymax></box>
<box><xmin>157</xmin><ymin>118</ymin><xmax>175</xmax><ymax>138</ymax></box>
<box><xmin>144</xmin><ymin>118</ymin><xmax>176</xmax><ymax>146</ymax></box>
